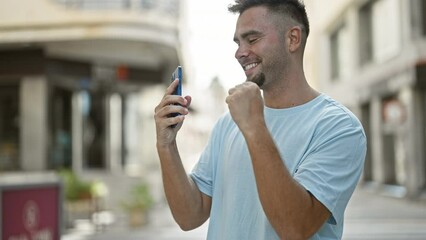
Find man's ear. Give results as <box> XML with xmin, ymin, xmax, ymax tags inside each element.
<box><xmin>287</xmin><ymin>26</ymin><xmax>302</xmax><ymax>52</ymax></box>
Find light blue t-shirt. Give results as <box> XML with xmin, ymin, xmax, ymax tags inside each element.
<box><xmin>190</xmin><ymin>94</ymin><xmax>366</xmax><ymax>239</ymax></box>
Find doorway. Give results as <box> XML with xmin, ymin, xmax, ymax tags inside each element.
<box><xmin>361</xmin><ymin>102</ymin><xmax>373</xmax><ymax>181</ymax></box>
<box><xmin>0</xmin><ymin>83</ymin><xmax>20</xmax><ymax>171</ymax></box>
<box><xmin>49</xmin><ymin>87</ymin><xmax>72</xmax><ymax>169</ymax></box>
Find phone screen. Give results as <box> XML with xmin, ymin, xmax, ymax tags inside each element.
<box><xmin>171</xmin><ymin>66</ymin><xmax>182</xmax><ymax>96</ymax></box>
<box><xmin>170</xmin><ymin>66</ymin><xmax>182</xmax><ymax>128</ymax></box>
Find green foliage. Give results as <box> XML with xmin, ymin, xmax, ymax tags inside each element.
<box><xmin>58</xmin><ymin>169</ymin><xmax>93</xmax><ymax>201</ymax></box>
<box><xmin>121</xmin><ymin>183</ymin><xmax>154</xmax><ymax>212</ymax></box>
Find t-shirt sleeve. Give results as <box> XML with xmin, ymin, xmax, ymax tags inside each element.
<box><xmin>190</xmin><ymin>147</ymin><xmax>214</xmax><ymax>197</ymax></box>
<box><xmin>293</xmin><ymin>112</ymin><xmax>367</xmax><ymax>225</ymax></box>
<box><xmin>190</xmin><ymin>117</ymin><xmax>224</xmax><ymax>197</ymax></box>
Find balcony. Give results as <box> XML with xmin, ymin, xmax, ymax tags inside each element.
<box><xmin>55</xmin><ymin>0</ymin><xmax>180</xmax><ymax>17</ymax></box>
<box><xmin>0</xmin><ymin>0</ymin><xmax>180</xmax><ymax>43</ymax></box>
<box><xmin>0</xmin><ymin>0</ymin><xmax>181</xmax><ymax>71</ymax></box>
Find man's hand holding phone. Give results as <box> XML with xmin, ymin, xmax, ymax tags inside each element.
<box><xmin>154</xmin><ymin>66</ymin><xmax>191</xmax><ymax>146</ymax></box>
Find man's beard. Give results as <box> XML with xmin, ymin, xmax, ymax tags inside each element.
<box><xmin>247</xmin><ymin>72</ymin><xmax>265</xmax><ymax>88</ymax></box>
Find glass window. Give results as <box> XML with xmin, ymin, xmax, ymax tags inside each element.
<box><xmin>422</xmin><ymin>0</ymin><xmax>426</xmax><ymax>35</ymax></box>
<box><xmin>359</xmin><ymin>1</ymin><xmax>374</xmax><ymax>66</ymax></box>
<box><xmin>0</xmin><ymin>84</ymin><xmax>20</xmax><ymax>171</ymax></box>
<box><xmin>372</xmin><ymin>0</ymin><xmax>401</xmax><ymax>63</ymax></box>
<box><xmin>49</xmin><ymin>87</ymin><xmax>72</xmax><ymax>170</ymax></box>
<box><xmin>82</xmin><ymin>91</ymin><xmax>106</xmax><ymax>169</ymax></box>
<box><xmin>330</xmin><ymin>23</ymin><xmax>349</xmax><ymax>81</ymax></box>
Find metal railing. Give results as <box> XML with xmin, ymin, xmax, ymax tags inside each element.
<box><xmin>55</xmin><ymin>0</ymin><xmax>180</xmax><ymax>17</ymax></box>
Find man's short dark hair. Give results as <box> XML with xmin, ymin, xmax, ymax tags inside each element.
<box><xmin>228</xmin><ymin>0</ymin><xmax>310</xmax><ymax>38</ymax></box>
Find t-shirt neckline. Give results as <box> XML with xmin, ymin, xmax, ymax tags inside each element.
<box><xmin>264</xmin><ymin>93</ymin><xmax>325</xmax><ymax>116</ymax></box>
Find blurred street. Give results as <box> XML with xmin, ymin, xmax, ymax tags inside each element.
<box><xmin>63</xmin><ymin>186</ymin><xmax>426</xmax><ymax>240</ymax></box>
<box><xmin>2</xmin><ymin>1</ymin><xmax>426</xmax><ymax>240</ymax></box>
<box><xmin>343</xmin><ymin>187</ymin><xmax>426</xmax><ymax>240</ymax></box>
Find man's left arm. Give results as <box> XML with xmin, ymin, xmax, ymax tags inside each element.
<box><xmin>226</xmin><ymin>83</ymin><xmax>329</xmax><ymax>239</ymax></box>
<box><xmin>244</xmin><ymin>123</ymin><xmax>330</xmax><ymax>239</ymax></box>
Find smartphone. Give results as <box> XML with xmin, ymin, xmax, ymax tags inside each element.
<box><xmin>171</xmin><ymin>66</ymin><xmax>182</xmax><ymax>96</ymax></box>
<box><xmin>170</xmin><ymin>66</ymin><xmax>182</xmax><ymax>128</ymax></box>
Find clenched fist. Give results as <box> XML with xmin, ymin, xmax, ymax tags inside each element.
<box><xmin>226</xmin><ymin>82</ymin><xmax>265</xmax><ymax>133</ymax></box>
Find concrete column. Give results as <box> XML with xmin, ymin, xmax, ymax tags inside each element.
<box><xmin>72</xmin><ymin>91</ymin><xmax>84</xmax><ymax>173</ymax></box>
<box><xmin>123</xmin><ymin>94</ymin><xmax>141</xmax><ymax>176</ymax></box>
<box><xmin>404</xmin><ymin>87</ymin><xmax>425</xmax><ymax>197</ymax></box>
<box><xmin>370</xmin><ymin>96</ymin><xmax>385</xmax><ymax>183</ymax></box>
<box><xmin>107</xmin><ymin>93</ymin><xmax>122</xmax><ymax>174</ymax></box>
<box><xmin>20</xmin><ymin>76</ymin><xmax>48</xmax><ymax>171</ymax></box>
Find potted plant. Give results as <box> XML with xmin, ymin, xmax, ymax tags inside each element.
<box><xmin>59</xmin><ymin>169</ymin><xmax>93</xmax><ymax>201</ymax></box>
<box><xmin>121</xmin><ymin>182</ymin><xmax>154</xmax><ymax>228</ymax></box>
<box><xmin>58</xmin><ymin>169</ymin><xmax>95</xmax><ymax>227</ymax></box>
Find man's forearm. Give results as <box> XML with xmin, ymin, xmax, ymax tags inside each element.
<box><xmin>157</xmin><ymin>141</ymin><xmax>209</xmax><ymax>230</ymax></box>
<box><xmin>242</xmin><ymin>124</ymin><xmax>329</xmax><ymax>239</ymax></box>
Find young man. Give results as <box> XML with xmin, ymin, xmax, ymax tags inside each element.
<box><xmin>154</xmin><ymin>0</ymin><xmax>366</xmax><ymax>239</ymax></box>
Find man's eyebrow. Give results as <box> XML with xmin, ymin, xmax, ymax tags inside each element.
<box><xmin>233</xmin><ymin>30</ymin><xmax>263</xmax><ymax>43</ymax></box>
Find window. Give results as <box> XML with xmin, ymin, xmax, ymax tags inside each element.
<box><xmin>330</xmin><ymin>23</ymin><xmax>349</xmax><ymax>81</ymax></box>
<box><xmin>422</xmin><ymin>0</ymin><xmax>426</xmax><ymax>35</ymax></box>
<box><xmin>358</xmin><ymin>0</ymin><xmax>401</xmax><ymax>65</ymax></box>
<box><xmin>359</xmin><ymin>1</ymin><xmax>374</xmax><ymax>66</ymax></box>
<box><xmin>58</xmin><ymin>0</ymin><xmax>131</xmax><ymax>10</ymax></box>
<box><xmin>0</xmin><ymin>84</ymin><xmax>20</xmax><ymax>171</ymax></box>
<box><xmin>371</xmin><ymin>0</ymin><xmax>401</xmax><ymax>63</ymax></box>
<box><xmin>82</xmin><ymin>91</ymin><xmax>106</xmax><ymax>169</ymax></box>
<box><xmin>330</xmin><ymin>30</ymin><xmax>340</xmax><ymax>80</ymax></box>
<box><xmin>49</xmin><ymin>87</ymin><xmax>72</xmax><ymax>170</ymax></box>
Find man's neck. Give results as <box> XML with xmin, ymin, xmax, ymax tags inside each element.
<box><xmin>263</xmin><ymin>76</ymin><xmax>319</xmax><ymax>109</ymax></box>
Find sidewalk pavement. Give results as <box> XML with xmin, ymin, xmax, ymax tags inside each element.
<box><xmin>343</xmin><ymin>186</ymin><xmax>426</xmax><ymax>240</ymax></box>
<box><xmin>63</xmin><ymin>186</ymin><xmax>426</xmax><ymax>240</ymax></box>
<box><xmin>62</xmin><ymin>202</ymin><xmax>208</xmax><ymax>240</ymax></box>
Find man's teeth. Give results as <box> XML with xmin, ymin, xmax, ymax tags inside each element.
<box><xmin>244</xmin><ymin>63</ymin><xmax>258</xmax><ymax>71</ymax></box>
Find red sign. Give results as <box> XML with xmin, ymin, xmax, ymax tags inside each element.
<box><xmin>2</xmin><ymin>186</ymin><xmax>60</xmax><ymax>240</ymax></box>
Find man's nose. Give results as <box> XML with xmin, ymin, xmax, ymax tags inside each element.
<box><xmin>235</xmin><ymin>44</ymin><xmax>249</xmax><ymax>60</ymax></box>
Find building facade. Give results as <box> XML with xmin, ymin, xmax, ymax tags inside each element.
<box><xmin>306</xmin><ymin>0</ymin><xmax>426</xmax><ymax>199</ymax></box>
<box><xmin>0</xmin><ymin>0</ymin><xmax>182</xmax><ymax>213</ymax></box>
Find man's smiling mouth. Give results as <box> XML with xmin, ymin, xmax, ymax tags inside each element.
<box><xmin>243</xmin><ymin>62</ymin><xmax>259</xmax><ymax>71</ymax></box>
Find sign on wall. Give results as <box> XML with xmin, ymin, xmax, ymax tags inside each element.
<box><xmin>0</xmin><ymin>173</ymin><xmax>62</xmax><ymax>240</ymax></box>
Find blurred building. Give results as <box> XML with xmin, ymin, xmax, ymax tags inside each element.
<box><xmin>306</xmin><ymin>0</ymin><xmax>426</xmax><ymax>199</ymax></box>
<box><xmin>0</xmin><ymin>0</ymin><xmax>182</xmax><ymax>218</ymax></box>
